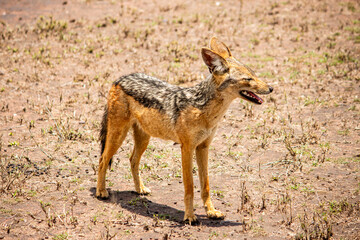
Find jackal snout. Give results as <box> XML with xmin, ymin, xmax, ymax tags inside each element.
<box><xmin>255</xmin><ymin>85</ymin><xmax>273</xmax><ymax>95</ymax></box>
<box><xmin>247</xmin><ymin>77</ymin><xmax>273</xmax><ymax>95</ymax></box>
<box><xmin>268</xmin><ymin>86</ymin><xmax>274</xmax><ymax>93</ymax></box>
<box><xmin>237</xmin><ymin>77</ymin><xmax>273</xmax><ymax>105</ymax></box>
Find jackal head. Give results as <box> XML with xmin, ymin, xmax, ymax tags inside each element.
<box><xmin>201</xmin><ymin>37</ymin><xmax>273</xmax><ymax>104</ymax></box>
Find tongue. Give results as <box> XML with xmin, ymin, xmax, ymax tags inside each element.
<box><xmin>248</xmin><ymin>91</ymin><xmax>264</xmax><ymax>104</ymax></box>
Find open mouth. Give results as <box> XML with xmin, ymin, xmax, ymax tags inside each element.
<box><xmin>239</xmin><ymin>90</ymin><xmax>264</xmax><ymax>104</ymax></box>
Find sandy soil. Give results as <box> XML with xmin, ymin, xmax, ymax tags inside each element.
<box><xmin>0</xmin><ymin>0</ymin><xmax>359</xmax><ymax>239</ymax></box>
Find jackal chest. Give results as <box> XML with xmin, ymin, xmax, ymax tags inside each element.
<box><xmin>174</xmin><ymin>107</ymin><xmax>220</xmax><ymax>145</ymax></box>
<box><xmin>193</xmin><ymin>127</ymin><xmax>216</xmax><ymax>145</ymax></box>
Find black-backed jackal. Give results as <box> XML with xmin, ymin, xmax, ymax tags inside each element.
<box><xmin>96</xmin><ymin>37</ymin><xmax>273</xmax><ymax>224</ymax></box>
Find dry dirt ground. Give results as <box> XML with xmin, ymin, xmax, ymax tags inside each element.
<box><xmin>0</xmin><ymin>0</ymin><xmax>359</xmax><ymax>239</ymax></box>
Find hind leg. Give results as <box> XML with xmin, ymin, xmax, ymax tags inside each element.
<box><xmin>130</xmin><ymin>123</ymin><xmax>151</xmax><ymax>195</ymax></box>
<box><xmin>96</xmin><ymin>121</ymin><xmax>130</xmax><ymax>198</ymax></box>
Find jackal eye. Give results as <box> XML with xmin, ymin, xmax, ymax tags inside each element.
<box><xmin>244</xmin><ymin>77</ymin><xmax>253</xmax><ymax>81</ymax></box>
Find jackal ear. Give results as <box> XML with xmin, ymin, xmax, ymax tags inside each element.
<box><xmin>201</xmin><ymin>48</ymin><xmax>229</xmax><ymax>75</ymax></box>
<box><xmin>210</xmin><ymin>37</ymin><xmax>232</xmax><ymax>59</ymax></box>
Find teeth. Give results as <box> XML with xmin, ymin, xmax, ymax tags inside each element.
<box><xmin>242</xmin><ymin>91</ymin><xmax>254</xmax><ymax>98</ymax></box>
<box><xmin>240</xmin><ymin>90</ymin><xmax>263</xmax><ymax>104</ymax></box>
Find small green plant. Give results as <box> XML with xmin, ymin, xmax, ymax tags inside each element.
<box><xmin>209</xmin><ymin>231</ymin><xmax>219</xmax><ymax>238</ymax></box>
<box><xmin>346</xmin><ymin>2</ymin><xmax>356</xmax><ymax>12</ymax></box>
<box><xmin>153</xmin><ymin>213</ymin><xmax>170</xmax><ymax>221</ymax></box>
<box><xmin>27</xmin><ymin>190</ymin><xmax>37</xmax><ymax>197</ymax></box>
<box><xmin>36</xmin><ymin>16</ymin><xmax>67</xmax><ymax>34</ymax></box>
<box><xmin>53</xmin><ymin>233</ymin><xmax>68</xmax><ymax>240</ymax></box>
<box><xmin>328</xmin><ymin>199</ymin><xmax>350</xmax><ymax>214</ymax></box>
<box><xmin>7</xmin><ymin>46</ymin><xmax>18</xmax><ymax>53</ymax></box>
<box><xmin>301</xmin><ymin>186</ymin><xmax>314</xmax><ymax>194</ymax></box>
<box><xmin>39</xmin><ymin>201</ymin><xmax>56</xmax><ymax>227</ymax></box>
<box><xmin>140</xmin><ymin>163</ymin><xmax>151</xmax><ymax>170</ymax></box>
<box><xmin>296</xmin><ymin>210</ymin><xmax>332</xmax><ymax>240</ymax></box>
<box><xmin>212</xmin><ymin>190</ymin><xmax>225</xmax><ymax>198</ymax></box>
<box><xmin>91</xmin><ymin>213</ymin><xmax>99</xmax><ymax>224</ymax></box>
<box><xmin>8</xmin><ymin>141</ymin><xmax>19</xmax><ymax>146</ymax></box>
<box><xmin>318</xmin><ymin>53</ymin><xmax>329</xmax><ymax>63</ymax></box>
<box><xmin>128</xmin><ymin>197</ymin><xmax>141</xmax><ymax>206</ymax></box>
<box><xmin>115</xmin><ymin>211</ymin><xmax>124</xmax><ymax>219</ymax></box>
<box><xmin>259</xmin><ymin>71</ymin><xmax>275</xmax><ymax>78</ymax></box>
<box><xmin>331</xmin><ymin>51</ymin><xmax>356</xmax><ymax>66</ymax></box>
<box><xmin>70</xmin><ymin>178</ymin><xmax>80</xmax><ymax>183</ymax></box>
<box><xmin>271</xmin><ymin>174</ymin><xmax>280</xmax><ymax>181</ymax></box>
<box><xmin>337</xmin><ymin>129</ymin><xmax>349</xmax><ymax>136</ymax></box>
<box><xmin>327</xmin><ymin>42</ymin><xmax>336</xmax><ymax>49</ymax></box>
<box><xmin>250</xmin><ymin>38</ymin><xmax>260</xmax><ymax>45</ymax></box>
<box><xmin>290</xmin><ymin>70</ymin><xmax>300</xmax><ymax>80</ymax></box>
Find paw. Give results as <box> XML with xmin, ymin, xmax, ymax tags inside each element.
<box><xmin>96</xmin><ymin>188</ymin><xmax>109</xmax><ymax>199</ymax></box>
<box><xmin>137</xmin><ymin>185</ymin><xmax>151</xmax><ymax>195</ymax></box>
<box><xmin>184</xmin><ymin>213</ymin><xmax>199</xmax><ymax>225</ymax></box>
<box><xmin>207</xmin><ymin>209</ymin><xmax>225</xmax><ymax>219</ymax></box>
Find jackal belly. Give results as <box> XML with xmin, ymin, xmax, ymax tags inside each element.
<box><xmin>129</xmin><ymin>102</ymin><xmax>217</xmax><ymax>146</ymax></box>
<box><xmin>130</xmin><ymin>104</ymin><xmax>180</xmax><ymax>142</ymax></box>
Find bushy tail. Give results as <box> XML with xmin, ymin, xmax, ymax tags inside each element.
<box><xmin>99</xmin><ymin>105</ymin><xmax>112</xmax><ymax>168</ymax></box>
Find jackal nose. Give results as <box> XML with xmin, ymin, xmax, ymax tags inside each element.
<box><xmin>269</xmin><ymin>86</ymin><xmax>273</xmax><ymax>93</ymax></box>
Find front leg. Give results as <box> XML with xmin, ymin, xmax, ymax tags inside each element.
<box><xmin>195</xmin><ymin>135</ymin><xmax>225</xmax><ymax>220</ymax></box>
<box><xmin>181</xmin><ymin>144</ymin><xmax>198</xmax><ymax>224</ymax></box>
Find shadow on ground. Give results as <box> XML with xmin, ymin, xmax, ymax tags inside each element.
<box><xmin>89</xmin><ymin>188</ymin><xmax>242</xmax><ymax>227</ymax></box>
